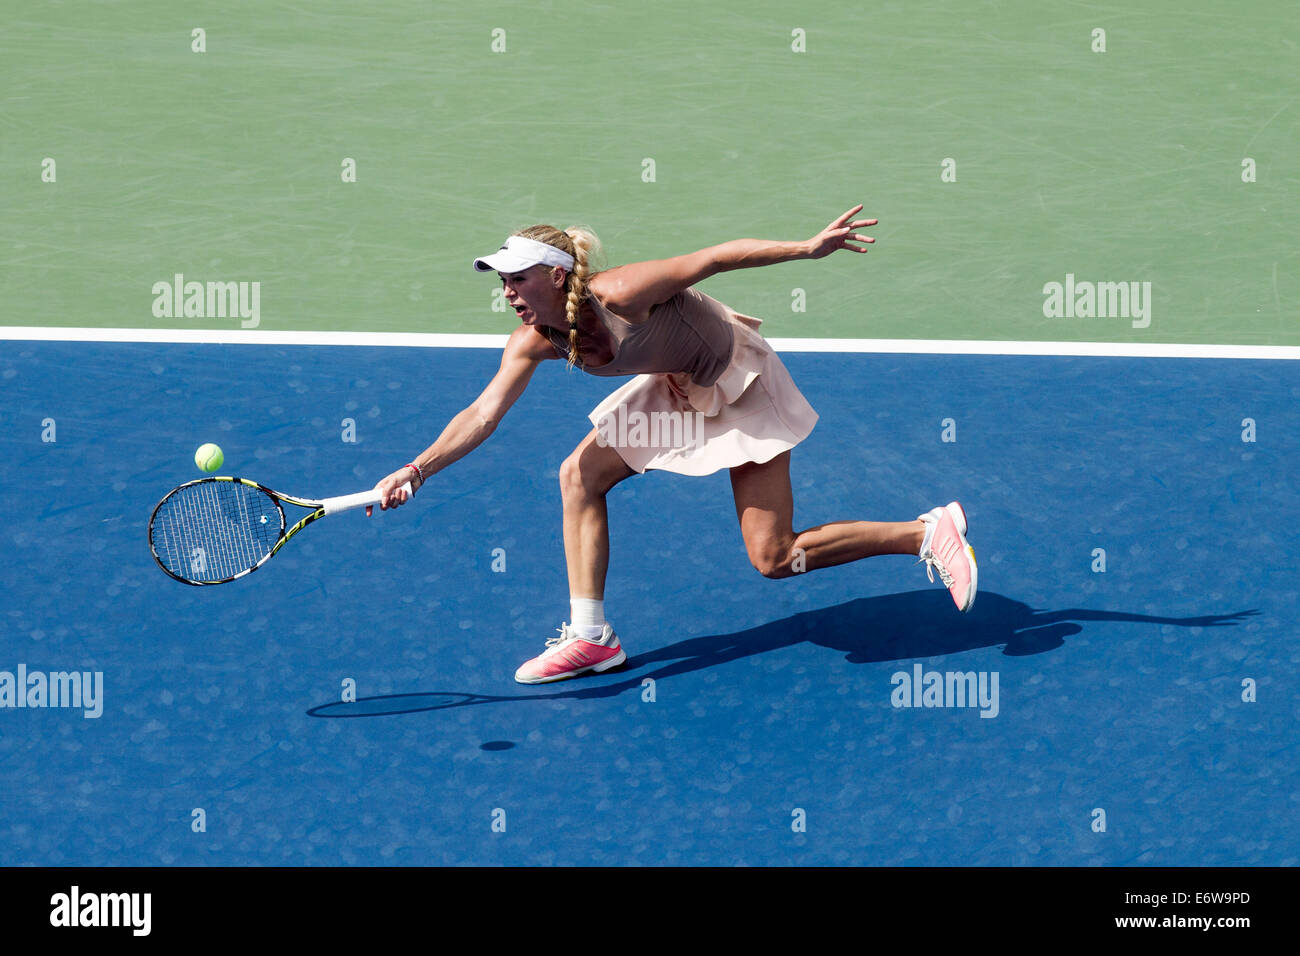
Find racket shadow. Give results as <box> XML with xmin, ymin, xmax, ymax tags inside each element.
<box><xmin>309</xmin><ymin>693</ymin><xmax>512</xmax><ymax>718</ymax></box>
<box><xmin>306</xmin><ymin>590</ymin><xmax>1259</xmax><ymax>718</ymax></box>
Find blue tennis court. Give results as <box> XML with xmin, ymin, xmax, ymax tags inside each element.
<box><xmin>0</xmin><ymin>341</ymin><xmax>1293</xmax><ymax>865</ymax></box>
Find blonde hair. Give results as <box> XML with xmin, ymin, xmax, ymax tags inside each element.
<box><xmin>512</xmin><ymin>224</ymin><xmax>604</xmax><ymax>369</ymax></box>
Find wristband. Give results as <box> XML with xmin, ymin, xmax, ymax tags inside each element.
<box><xmin>405</xmin><ymin>462</ymin><xmax>423</xmax><ymax>484</ymax></box>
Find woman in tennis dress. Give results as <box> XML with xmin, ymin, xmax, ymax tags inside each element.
<box><xmin>370</xmin><ymin>206</ymin><xmax>976</xmax><ymax>683</ymax></box>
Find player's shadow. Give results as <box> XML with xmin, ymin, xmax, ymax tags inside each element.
<box><xmin>307</xmin><ymin>590</ymin><xmax>1258</xmax><ymax>717</ymax></box>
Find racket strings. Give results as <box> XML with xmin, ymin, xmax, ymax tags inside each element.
<box><xmin>152</xmin><ymin>481</ymin><xmax>283</xmax><ymax>582</ymax></box>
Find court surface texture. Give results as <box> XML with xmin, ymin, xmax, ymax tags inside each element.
<box><xmin>0</xmin><ymin>340</ymin><xmax>1292</xmax><ymax>865</ymax></box>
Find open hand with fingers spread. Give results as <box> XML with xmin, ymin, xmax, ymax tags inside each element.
<box><xmin>805</xmin><ymin>204</ymin><xmax>877</xmax><ymax>259</ymax></box>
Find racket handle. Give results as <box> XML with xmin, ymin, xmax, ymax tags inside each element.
<box><xmin>319</xmin><ymin>481</ymin><xmax>413</xmax><ymax>516</ymax></box>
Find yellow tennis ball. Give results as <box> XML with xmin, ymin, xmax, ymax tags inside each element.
<box><xmin>195</xmin><ymin>443</ymin><xmax>224</xmax><ymax>472</ymax></box>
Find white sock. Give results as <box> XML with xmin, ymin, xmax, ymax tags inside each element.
<box><xmin>570</xmin><ymin>597</ymin><xmax>606</xmax><ymax>641</ymax></box>
<box><xmin>918</xmin><ymin>516</ymin><xmax>936</xmax><ymax>557</ymax></box>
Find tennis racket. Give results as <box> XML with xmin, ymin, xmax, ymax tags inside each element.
<box><xmin>148</xmin><ymin>476</ymin><xmax>410</xmax><ymax>586</ymax></box>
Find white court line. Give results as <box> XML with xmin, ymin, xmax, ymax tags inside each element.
<box><xmin>0</xmin><ymin>327</ymin><xmax>508</xmax><ymax>349</ymax></box>
<box><xmin>0</xmin><ymin>326</ymin><xmax>1297</xmax><ymax>360</ymax></box>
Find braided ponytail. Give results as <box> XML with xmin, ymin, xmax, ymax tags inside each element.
<box><xmin>563</xmin><ymin>228</ymin><xmax>597</xmax><ymax>370</ymax></box>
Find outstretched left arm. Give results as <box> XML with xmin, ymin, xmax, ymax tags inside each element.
<box><xmin>595</xmin><ymin>205</ymin><xmax>877</xmax><ymax>315</ymax></box>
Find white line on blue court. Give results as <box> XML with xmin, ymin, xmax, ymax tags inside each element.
<box><xmin>1</xmin><ymin>326</ymin><xmax>1297</xmax><ymax>360</ymax></box>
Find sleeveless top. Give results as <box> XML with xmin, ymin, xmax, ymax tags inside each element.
<box><xmin>542</xmin><ymin>288</ymin><xmax>737</xmax><ymax>388</ymax></box>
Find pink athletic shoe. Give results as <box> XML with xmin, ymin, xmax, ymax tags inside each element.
<box><xmin>917</xmin><ymin>501</ymin><xmax>978</xmax><ymax>612</ymax></box>
<box><xmin>514</xmin><ymin>623</ymin><xmax>627</xmax><ymax>684</ymax></box>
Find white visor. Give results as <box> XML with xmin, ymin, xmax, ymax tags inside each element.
<box><xmin>473</xmin><ymin>235</ymin><xmax>575</xmax><ymax>274</ymax></box>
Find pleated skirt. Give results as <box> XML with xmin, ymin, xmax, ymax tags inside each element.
<box><xmin>586</xmin><ymin>311</ymin><xmax>819</xmax><ymax>476</ymax></box>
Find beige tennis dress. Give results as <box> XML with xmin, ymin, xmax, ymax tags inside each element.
<box><xmin>543</xmin><ymin>287</ymin><xmax>819</xmax><ymax>476</ymax></box>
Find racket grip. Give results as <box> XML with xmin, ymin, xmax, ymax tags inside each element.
<box><xmin>320</xmin><ymin>481</ymin><xmax>413</xmax><ymax>516</ymax></box>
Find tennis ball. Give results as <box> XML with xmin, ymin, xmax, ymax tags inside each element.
<box><xmin>195</xmin><ymin>443</ymin><xmax>224</xmax><ymax>472</ymax></box>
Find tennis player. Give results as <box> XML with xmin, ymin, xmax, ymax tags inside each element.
<box><xmin>369</xmin><ymin>206</ymin><xmax>976</xmax><ymax>683</ymax></box>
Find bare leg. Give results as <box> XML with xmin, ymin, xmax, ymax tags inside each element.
<box><xmin>729</xmin><ymin>451</ymin><xmax>924</xmax><ymax>579</ymax></box>
<box><xmin>558</xmin><ymin>428</ymin><xmax>636</xmax><ymax>598</ymax></box>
